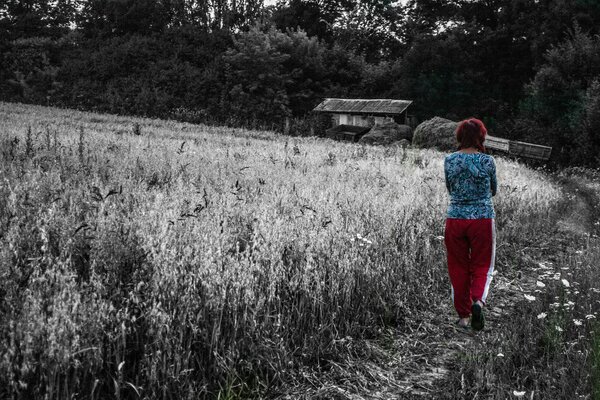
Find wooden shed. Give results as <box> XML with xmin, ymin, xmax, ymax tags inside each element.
<box><xmin>313</xmin><ymin>98</ymin><xmax>416</xmax><ymax>128</ymax></box>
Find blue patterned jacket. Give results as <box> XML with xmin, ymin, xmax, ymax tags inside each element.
<box><xmin>444</xmin><ymin>152</ymin><xmax>497</xmax><ymax>219</ymax></box>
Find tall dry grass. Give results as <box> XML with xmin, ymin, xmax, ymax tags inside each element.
<box><xmin>0</xmin><ymin>102</ymin><xmax>562</xmax><ymax>399</ymax></box>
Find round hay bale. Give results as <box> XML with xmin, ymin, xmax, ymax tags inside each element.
<box><xmin>359</xmin><ymin>121</ymin><xmax>413</xmax><ymax>145</ymax></box>
<box><xmin>412</xmin><ymin>116</ymin><xmax>458</xmax><ymax>151</ymax></box>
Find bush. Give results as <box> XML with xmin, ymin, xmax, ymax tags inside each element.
<box><xmin>519</xmin><ymin>27</ymin><xmax>600</xmax><ymax>165</ymax></box>
<box><xmin>1</xmin><ymin>37</ymin><xmax>64</xmax><ymax>104</ymax></box>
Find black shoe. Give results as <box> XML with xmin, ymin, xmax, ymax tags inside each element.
<box><xmin>471</xmin><ymin>303</ymin><xmax>484</xmax><ymax>331</ymax></box>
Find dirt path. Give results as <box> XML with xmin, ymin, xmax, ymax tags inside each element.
<box><xmin>273</xmin><ymin>174</ymin><xmax>600</xmax><ymax>400</ymax></box>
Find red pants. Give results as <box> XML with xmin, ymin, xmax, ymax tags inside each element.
<box><xmin>444</xmin><ymin>218</ymin><xmax>496</xmax><ymax>318</ymax></box>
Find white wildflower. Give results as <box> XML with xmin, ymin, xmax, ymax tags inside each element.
<box><xmin>573</xmin><ymin>319</ymin><xmax>583</xmax><ymax>326</ymax></box>
<box><xmin>513</xmin><ymin>391</ymin><xmax>526</xmax><ymax>397</ymax></box>
<box><xmin>556</xmin><ymin>326</ymin><xmax>563</xmax><ymax>332</ymax></box>
<box><xmin>537</xmin><ymin>312</ymin><xmax>547</xmax><ymax>319</ymax></box>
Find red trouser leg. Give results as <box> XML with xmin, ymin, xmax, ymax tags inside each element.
<box><xmin>468</xmin><ymin>219</ymin><xmax>495</xmax><ymax>304</ymax></box>
<box><xmin>445</xmin><ymin>219</ymin><xmax>472</xmax><ymax>318</ymax></box>
<box><xmin>445</xmin><ymin>218</ymin><xmax>495</xmax><ymax>317</ymax></box>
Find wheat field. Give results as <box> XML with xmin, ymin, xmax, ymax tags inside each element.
<box><xmin>0</xmin><ymin>102</ymin><xmax>561</xmax><ymax>398</ymax></box>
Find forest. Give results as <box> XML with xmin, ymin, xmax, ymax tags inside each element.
<box><xmin>2</xmin><ymin>0</ymin><xmax>600</xmax><ymax>165</ymax></box>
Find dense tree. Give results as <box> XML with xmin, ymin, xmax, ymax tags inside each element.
<box><xmin>518</xmin><ymin>27</ymin><xmax>600</xmax><ymax>163</ymax></box>
<box><xmin>271</xmin><ymin>0</ymin><xmax>354</xmax><ymax>41</ymax></box>
<box><xmin>222</xmin><ymin>27</ymin><xmax>292</xmax><ymax>126</ymax></box>
<box><xmin>76</xmin><ymin>0</ymin><xmax>266</xmax><ymax>36</ymax></box>
<box><xmin>275</xmin><ymin>30</ymin><xmax>331</xmax><ymax>116</ymax></box>
<box><xmin>332</xmin><ymin>0</ymin><xmax>404</xmax><ymax>62</ymax></box>
<box><xmin>54</xmin><ymin>28</ymin><xmax>233</xmax><ymax>117</ymax></box>
<box><xmin>77</xmin><ymin>0</ymin><xmax>171</xmax><ymax>36</ymax></box>
<box><xmin>0</xmin><ymin>0</ymin><xmax>77</xmax><ymax>39</ymax></box>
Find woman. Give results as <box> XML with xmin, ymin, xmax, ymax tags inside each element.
<box><xmin>444</xmin><ymin>118</ymin><xmax>497</xmax><ymax>331</ymax></box>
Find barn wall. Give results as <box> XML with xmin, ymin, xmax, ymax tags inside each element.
<box><xmin>351</xmin><ymin>115</ymin><xmax>371</xmax><ymax>127</ymax></box>
<box><xmin>373</xmin><ymin>116</ymin><xmax>394</xmax><ymax>125</ymax></box>
<box><xmin>329</xmin><ymin>113</ymin><xmax>401</xmax><ymax>127</ymax></box>
<box><xmin>391</xmin><ymin>110</ymin><xmax>419</xmax><ymax>127</ymax></box>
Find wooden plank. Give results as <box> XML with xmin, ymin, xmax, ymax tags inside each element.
<box><xmin>485</xmin><ymin>135</ymin><xmax>510</xmax><ymax>152</ymax></box>
<box><xmin>485</xmin><ymin>134</ymin><xmax>552</xmax><ymax>161</ymax></box>
<box><xmin>509</xmin><ymin>140</ymin><xmax>552</xmax><ymax>161</ymax></box>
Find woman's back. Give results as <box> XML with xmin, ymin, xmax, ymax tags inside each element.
<box><xmin>444</xmin><ymin>152</ymin><xmax>497</xmax><ymax>219</ymax></box>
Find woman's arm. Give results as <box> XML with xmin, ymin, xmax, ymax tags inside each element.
<box><xmin>444</xmin><ymin>157</ymin><xmax>451</xmax><ymax>193</ymax></box>
<box><xmin>489</xmin><ymin>157</ymin><xmax>497</xmax><ymax>196</ymax></box>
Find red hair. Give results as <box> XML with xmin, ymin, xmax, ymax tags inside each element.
<box><xmin>456</xmin><ymin>118</ymin><xmax>487</xmax><ymax>152</ymax></box>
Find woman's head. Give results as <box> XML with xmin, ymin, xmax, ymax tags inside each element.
<box><xmin>456</xmin><ymin>118</ymin><xmax>487</xmax><ymax>152</ymax></box>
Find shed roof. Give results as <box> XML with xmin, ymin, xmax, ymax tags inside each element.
<box><xmin>313</xmin><ymin>98</ymin><xmax>413</xmax><ymax>115</ymax></box>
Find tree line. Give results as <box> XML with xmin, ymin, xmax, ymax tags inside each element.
<box><xmin>1</xmin><ymin>0</ymin><xmax>600</xmax><ymax>165</ymax></box>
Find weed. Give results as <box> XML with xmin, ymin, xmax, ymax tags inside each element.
<box><xmin>25</xmin><ymin>125</ymin><xmax>33</xmax><ymax>156</ymax></box>
<box><xmin>132</xmin><ymin>122</ymin><xmax>141</xmax><ymax>136</ymax></box>
<box><xmin>78</xmin><ymin>126</ymin><xmax>85</xmax><ymax>165</ymax></box>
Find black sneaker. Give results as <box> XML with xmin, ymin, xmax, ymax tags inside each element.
<box><xmin>471</xmin><ymin>303</ymin><xmax>485</xmax><ymax>331</ymax></box>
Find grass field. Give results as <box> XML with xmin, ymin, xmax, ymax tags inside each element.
<box><xmin>0</xmin><ymin>102</ymin><xmax>591</xmax><ymax>399</ymax></box>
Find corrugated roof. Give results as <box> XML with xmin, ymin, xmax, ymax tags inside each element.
<box><xmin>313</xmin><ymin>98</ymin><xmax>413</xmax><ymax>115</ymax></box>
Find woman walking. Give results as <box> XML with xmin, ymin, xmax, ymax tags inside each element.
<box><xmin>444</xmin><ymin>118</ymin><xmax>497</xmax><ymax>331</ymax></box>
